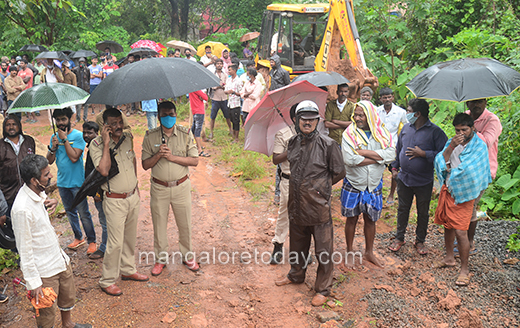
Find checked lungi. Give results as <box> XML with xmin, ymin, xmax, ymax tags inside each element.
<box><xmin>340</xmin><ymin>178</ymin><xmax>383</xmax><ymax>221</ymax></box>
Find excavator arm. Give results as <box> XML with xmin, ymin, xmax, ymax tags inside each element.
<box><xmin>315</xmin><ymin>0</ymin><xmax>378</xmax><ymax>99</ymax></box>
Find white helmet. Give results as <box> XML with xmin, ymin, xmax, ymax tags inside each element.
<box><xmin>295</xmin><ymin>100</ymin><xmax>320</xmax><ymax>119</ymax></box>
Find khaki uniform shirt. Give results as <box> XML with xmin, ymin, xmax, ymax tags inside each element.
<box><xmin>142</xmin><ymin>125</ymin><xmax>199</xmax><ymax>181</ymax></box>
<box><xmin>273</xmin><ymin>125</ymin><xmax>296</xmax><ymax>175</ymax></box>
<box><xmin>89</xmin><ymin>131</ymin><xmax>137</xmax><ymax>194</ymax></box>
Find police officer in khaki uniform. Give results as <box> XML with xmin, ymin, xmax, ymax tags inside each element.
<box><xmin>90</xmin><ymin>108</ymin><xmax>149</xmax><ymax>296</ymax></box>
<box><xmin>142</xmin><ymin>101</ymin><xmax>199</xmax><ymax>276</ymax></box>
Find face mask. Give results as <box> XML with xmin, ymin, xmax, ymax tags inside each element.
<box><xmin>36</xmin><ymin>178</ymin><xmax>51</xmax><ymax>192</ymax></box>
<box><xmin>47</xmin><ymin>65</ymin><xmax>53</xmax><ymax>69</ymax></box>
<box><xmin>406</xmin><ymin>112</ymin><xmax>418</xmax><ymax>125</ymax></box>
<box><xmin>160</xmin><ymin>116</ymin><xmax>176</xmax><ymax>129</ymax></box>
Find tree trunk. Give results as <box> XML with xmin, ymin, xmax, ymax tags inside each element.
<box><xmin>169</xmin><ymin>0</ymin><xmax>180</xmax><ymax>38</ymax></box>
<box><xmin>180</xmin><ymin>0</ymin><xmax>190</xmax><ymax>41</ymax></box>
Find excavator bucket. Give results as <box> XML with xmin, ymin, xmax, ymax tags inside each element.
<box><xmin>314</xmin><ymin>0</ymin><xmax>378</xmax><ymax>99</ymax></box>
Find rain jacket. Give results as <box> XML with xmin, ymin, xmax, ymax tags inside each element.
<box><xmin>269</xmin><ymin>54</ymin><xmax>290</xmax><ymax>91</ymax></box>
<box><xmin>0</xmin><ymin>135</ymin><xmax>36</xmax><ymax>205</ymax></box>
<box><xmin>73</xmin><ymin>65</ymin><xmax>90</xmax><ymax>92</ymax></box>
<box><xmin>287</xmin><ymin>131</ymin><xmax>346</xmax><ymax>226</ymax></box>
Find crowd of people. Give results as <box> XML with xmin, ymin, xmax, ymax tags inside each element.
<box><xmin>0</xmin><ymin>43</ymin><xmax>504</xmax><ymax>326</ymax></box>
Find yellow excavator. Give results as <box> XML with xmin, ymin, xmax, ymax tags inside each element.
<box><xmin>256</xmin><ymin>0</ymin><xmax>378</xmax><ymax>97</ymax></box>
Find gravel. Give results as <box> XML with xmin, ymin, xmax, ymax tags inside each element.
<box><xmin>364</xmin><ymin>220</ymin><xmax>520</xmax><ymax>327</ymax></box>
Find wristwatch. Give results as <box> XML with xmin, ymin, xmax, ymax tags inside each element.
<box><xmin>47</xmin><ymin>145</ymin><xmax>56</xmax><ymax>153</ymax></box>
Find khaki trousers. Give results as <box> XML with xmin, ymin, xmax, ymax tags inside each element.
<box><xmin>273</xmin><ymin>177</ymin><xmax>290</xmax><ymax>244</ymax></box>
<box><xmin>99</xmin><ymin>192</ymin><xmax>139</xmax><ymax>288</ymax></box>
<box><xmin>151</xmin><ymin>179</ymin><xmax>193</xmax><ymax>263</ymax></box>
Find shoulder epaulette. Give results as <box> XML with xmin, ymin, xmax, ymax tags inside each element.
<box><xmin>145</xmin><ymin>127</ymin><xmax>161</xmax><ymax>136</ymax></box>
<box><xmin>177</xmin><ymin>125</ymin><xmax>190</xmax><ymax>134</ymax></box>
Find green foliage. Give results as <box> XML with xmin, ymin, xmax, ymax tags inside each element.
<box><xmin>0</xmin><ymin>249</ymin><xmax>19</xmax><ymax>272</ymax></box>
<box><xmin>506</xmin><ymin>225</ymin><xmax>520</xmax><ymax>252</ymax></box>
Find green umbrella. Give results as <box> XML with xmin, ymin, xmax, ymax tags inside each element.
<box><xmin>7</xmin><ymin>82</ymin><xmax>89</xmax><ymax>113</ymax></box>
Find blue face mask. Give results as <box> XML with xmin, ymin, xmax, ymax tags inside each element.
<box><xmin>406</xmin><ymin>112</ymin><xmax>418</xmax><ymax>125</ymax></box>
<box><xmin>160</xmin><ymin>116</ymin><xmax>176</xmax><ymax>129</ymax></box>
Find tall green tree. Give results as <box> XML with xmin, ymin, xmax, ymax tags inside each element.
<box><xmin>1</xmin><ymin>0</ymin><xmax>84</xmax><ymax>46</ymax></box>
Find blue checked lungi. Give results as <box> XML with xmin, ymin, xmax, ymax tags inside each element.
<box><xmin>340</xmin><ymin>178</ymin><xmax>383</xmax><ymax>221</ymax></box>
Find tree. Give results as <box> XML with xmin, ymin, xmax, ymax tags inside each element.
<box><xmin>0</xmin><ymin>0</ymin><xmax>84</xmax><ymax>46</ymax></box>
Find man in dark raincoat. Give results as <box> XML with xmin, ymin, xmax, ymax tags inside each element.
<box><xmin>269</xmin><ymin>54</ymin><xmax>290</xmax><ymax>91</ymax></box>
<box><xmin>275</xmin><ymin>100</ymin><xmax>345</xmax><ymax>307</ymax></box>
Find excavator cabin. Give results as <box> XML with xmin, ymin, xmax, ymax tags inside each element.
<box><xmin>257</xmin><ymin>4</ymin><xmax>330</xmax><ymax>74</ymax></box>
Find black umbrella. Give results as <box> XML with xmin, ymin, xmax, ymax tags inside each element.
<box><xmin>19</xmin><ymin>44</ymin><xmax>48</xmax><ymax>52</ymax></box>
<box><xmin>115</xmin><ymin>56</ymin><xmax>128</xmax><ymax>67</ymax></box>
<box><xmin>128</xmin><ymin>47</ymin><xmax>158</xmax><ymax>57</ymax></box>
<box><xmin>291</xmin><ymin>71</ymin><xmax>350</xmax><ymax>87</ymax></box>
<box><xmin>35</xmin><ymin>51</ymin><xmax>70</xmax><ymax>61</ymax></box>
<box><xmin>96</xmin><ymin>40</ymin><xmax>124</xmax><ymax>53</ymax></box>
<box><xmin>406</xmin><ymin>57</ymin><xmax>520</xmax><ymax>102</ymax></box>
<box><xmin>70</xmin><ymin>50</ymin><xmax>97</xmax><ymax>59</ymax></box>
<box><xmin>86</xmin><ymin>57</ymin><xmax>220</xmax><ymax>106</ymax></box>
<box><xmin>61</xmin><ymin>49</ymin><xmax>74</xmax><ymax>55</ymax></box>
<box><xmin>70</xmin><ymin>135</ymin><xmax>126</xmax><ymax>209</ymax></box>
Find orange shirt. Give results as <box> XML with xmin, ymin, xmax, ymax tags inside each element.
<box><xmin>18</xmin><ymin>67</ymin><xmax>33</xmax><ymax>89</ymax></box>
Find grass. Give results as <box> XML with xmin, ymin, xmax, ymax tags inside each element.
<box><xmin>209</xmin><ymin>112</ymin><xmax>273</xmax><ymax>198</ymax></box>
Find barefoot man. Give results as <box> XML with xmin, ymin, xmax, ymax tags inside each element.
<box><xmin>433</xmin><ymin>113</ymin><xmax>491</xmax><ymax>286</ymax></box>
<box><xmin>341</xmin><ymin>101</ymin><xmax>395</xmax><ymax>269</ymax></box>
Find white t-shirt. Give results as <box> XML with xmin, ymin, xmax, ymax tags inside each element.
<box><xmin>45</xmin><ymin>69</ymin><xmax>57</xmax><ymax>83</ymax></box>
<box><xmin>377</xmin><ymin>103</ymin><xmax>408</xmax><ymax>145</ymax></box>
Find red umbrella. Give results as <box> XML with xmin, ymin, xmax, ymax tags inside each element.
<box><xmin>243</xmin><ymin>80</ymin><xmax>328</xmax><ymax>156</ymax></box>
<box><xmin>131</xmin><ymin>40</ymin><xmax>166</xmax><ymax>57</ymax></box>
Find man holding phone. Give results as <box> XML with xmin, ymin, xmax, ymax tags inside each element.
<box><xmin>90</xmin><ymin>108</ymin><xmax>148</xmax><ymax>296</ymax></box>
<box><xmin>47</xmin><ymin>108</ymin><xmax>97</xmax><ymax>254</ymax></box>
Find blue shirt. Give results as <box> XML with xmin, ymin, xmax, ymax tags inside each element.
<box><xmin>88</xmin><ymin>64</ymin><xmax>102</xmax><ymax>85</ymax></box>
<box><xmin>392</xmin><ymin>120</ymin><xmax>447</xmax><ymax>187</ymax></box>
<box><xmin>50</xmin><ymin>129</ymin><xmax>86</xmax><ymax>188</ymax></box>
<box><xmin>142</xmin><ymin>99</ymin><xmax>158</xmax><ymax>112</ymax></box>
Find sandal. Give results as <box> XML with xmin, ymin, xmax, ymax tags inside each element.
<box><xmin>414</xmin><ymin>242</ymin><xmax>429</xmax><ymax>255</ymax></box>
<box><xmin>199</xmin><ymin>151</ymin><xmax>211</xmax><ymax>157</ymax></box>
<box><xmin>432</xmin><ymin>260</ymin><xmax>456</xmax><ymax>269</ymax></box>
<box><xmin>455</xmin><ymin>275</ymin><xmax>470</xmax><ymax>286</ymax></box>
<box><xmin>388</xmin><ymin>240</ymin><xmax>405</xmax><ymax>252</ymax></box>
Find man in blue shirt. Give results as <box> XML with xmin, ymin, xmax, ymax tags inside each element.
<box><xmin>47</xmin><ymin>107</ymin><xmax>96</xmax><ymax>254</ymax></box>
<box><xmin>389</xmin><ymin>99</ymin><xmax>447</xmax><ymax>255</ymax></box>
<box><xmin>88</xmin><ymin>55</ymin><xmax>103</xmax><ymax>115</ymax></box>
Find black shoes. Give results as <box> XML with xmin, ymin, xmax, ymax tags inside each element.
<box><xmin>270</xmin><ymin>242</ymin><xmax>283</xmax><ymax>265</ymax></box>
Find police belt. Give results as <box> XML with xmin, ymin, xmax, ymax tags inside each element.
<box><xmin>281</xmin><ymin>172</ymin><xmax>290</xmax><ymax>179</ymax></box>
<box><xmin>105</xmin><ymin>187</ymin><xmax>137</xmax><ymax>199</ymax></box>
<box><xmin>152</xmin><ymin>175</ymin><xmax>188</xmax><ymax>187</ymax></box>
